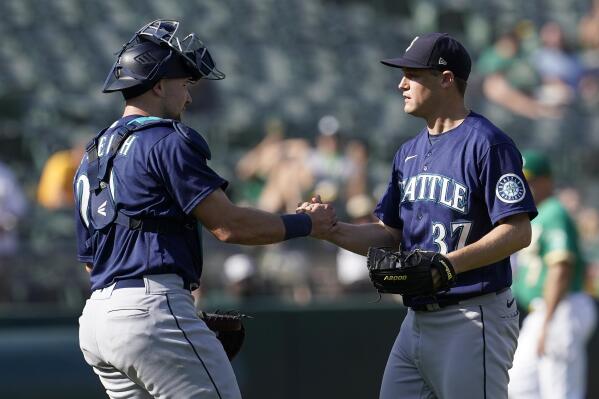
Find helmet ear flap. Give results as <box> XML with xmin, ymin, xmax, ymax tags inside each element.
<box><xmin>102</xmin><ymin>41</ymin><xmax>171</xmax><ymax>94</ymax></box>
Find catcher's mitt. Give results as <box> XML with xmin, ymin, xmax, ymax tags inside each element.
<box><xmin>366</xmin><ymin>247</ymin><xmax>456</xmax><ymax>296</ymax></box>
<box><xmin>199</xmin><ymin>311</ymin><xmax>249</xmax><ymax>360</ymax></box>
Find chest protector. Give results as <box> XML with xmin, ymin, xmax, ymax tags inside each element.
<box><xmin>85</xmin><ymin>117</ymin><xmax>198</xmax><ymax>234</ymax></box>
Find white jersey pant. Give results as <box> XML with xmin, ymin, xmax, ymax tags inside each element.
<box><xmin>508</xmin><ymin>293</ymin><xmax>597</xmax><ymax>399</ymax></box>
<box><xmin>79</xmin><ymin>274</ymin><xmax>242</xmax><ymax>399</ymax></box>
<box><xmin>380</xmin><ymin>288</ymin><xmax>520</xmax><ymax>399</ymax></box>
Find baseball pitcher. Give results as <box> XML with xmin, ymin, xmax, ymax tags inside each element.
<box><xmin>300</xmin><ymin>32</ymin><xmax>538</xmax><ymax>399</ymax></box>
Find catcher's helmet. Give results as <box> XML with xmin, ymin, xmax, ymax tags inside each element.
<box><xmin>103</xmin><ymin>19</ymin><xmax>224</xmax><ymax>98</ymax></box>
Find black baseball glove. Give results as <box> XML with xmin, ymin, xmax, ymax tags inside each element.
<box><xmin>366</xmin><ymin>247</ymin><xmax>456</xmax><ymax>296</ymax></box>
<box><xmin>199</xmin><ymin>311</ymin><xmax>249</xmax><ymax>360</ymax></box>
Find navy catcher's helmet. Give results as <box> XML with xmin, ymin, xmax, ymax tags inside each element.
<box><xmin>103</xmin><ymin>19</ymin><xmax>225</xmax><ymax>98</ymax></box>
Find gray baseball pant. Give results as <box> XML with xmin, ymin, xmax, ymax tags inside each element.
<box><xmin>79</xmin><ymin>274</ymin><xmax>242</xmax><ymax>399</ymax></box>
<box><xmin>380</xmin><ymin>288</ymin><xmax>519</xmax><ymax>399</ymax></box>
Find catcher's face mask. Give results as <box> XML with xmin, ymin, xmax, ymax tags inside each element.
<box><xmin>103</xmin><ymin>19</ymin><xmax>224</xmax><ymax>94</ymax></box>
<box><xmin>136</xmin><ymin>19</ymin><xmax>225</xmax><ymax>81</ymax></box>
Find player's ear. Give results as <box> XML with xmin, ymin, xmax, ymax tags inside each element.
<box><xmin>152</xmin><ymin>80</ymin><xmax>166</xmax><ymax>98</ymax></box>
<box><xmin>440</xmin><ymin>71</ymin><xmax>455</xmax><ymax>89</ymax></box>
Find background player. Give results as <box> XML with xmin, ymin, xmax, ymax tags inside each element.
<box><xmin>300</xmin><ymin>32</ymin><xmax>537</xmax><ymax>399</ymax></box>
<box><xmin>508</xmin><ymin>150</ymin><xmax>597</xmax><ymax>399</ymax></box>
<box><xmin>75</xmin><ymin>20</ymin><xmax>335</xmax><ymax>399</ymax></box>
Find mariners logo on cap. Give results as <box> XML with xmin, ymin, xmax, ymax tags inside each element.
<box><xmin>406</xmin><ymin>36</ymin><xmax>419</xmax><ymax>52</ymax></box>
<box><xmin>495</xmin><ymin>173</ymin><xmax>526</xmax><ymax>203</ymax></box>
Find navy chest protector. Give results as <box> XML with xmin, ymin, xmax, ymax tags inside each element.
<box><xmin>85</xmin><ymin>117</ymin><xmax>198</xmax><ymax>235</ymax></box>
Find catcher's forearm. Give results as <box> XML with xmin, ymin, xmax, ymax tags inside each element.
<box><xmin>195</xmin><ymin>189</ymin><xmax>288</xmax><ymax>244</ymax></box>
<box><xmin>326</xmin><ymin>221</ymin><xmax>400</xmax><ymax>256</ymax></box>
<box><xmin>447</xmin><ymin>213</ymin><xmax>531</xmax><ymax>274</ymax></box>
<box><xmin>216</xmin><ymin>207</ymin><xmax>290</xmax><ymax>244</ymax></box>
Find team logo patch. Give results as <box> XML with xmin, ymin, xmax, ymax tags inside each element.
<box><xmin>495</xmin><ymin>173</ymin><xmax>526</xmax><ymax>203</ymax></box>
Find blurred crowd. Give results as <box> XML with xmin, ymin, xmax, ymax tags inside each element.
<box><xmin>198</xmin><ymin>115</ymin><xmax>380</xmax><ymax>306</ymax></box>
<box><xmin>473</xmin><ymin>6</ymin><xmax>599</xmax><ymax>151</ymax></box>
<box><xmin>1</xmin><ymin>3</ymin><xmax>599</xmax><ymax>308</ymax></box>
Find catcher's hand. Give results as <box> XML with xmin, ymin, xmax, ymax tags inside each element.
<box><xmin>199</xmin><ymin>311</ymin><xmax>249</xmax><ymax>360</ymax></box>
<box><xmin>366</xmin><ymin>247</ymin><xmax>456</xmax><ymax>296</ymax></box>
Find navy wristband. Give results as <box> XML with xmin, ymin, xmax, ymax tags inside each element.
<box><xmin>281</xmin><ymin>213</ymin><xmax>312</xmax><ymax>240</ymax></box>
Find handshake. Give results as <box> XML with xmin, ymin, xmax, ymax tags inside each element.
<box><xmin>296</xmin><ymin>195</ymin><xmax>338</xmax><ymax>239</ymax></box>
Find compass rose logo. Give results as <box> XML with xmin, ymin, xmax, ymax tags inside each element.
<box><xmin>496</xmin><ymin>173</ymin><xmax>526</xmax><ymax>203</ymax></box>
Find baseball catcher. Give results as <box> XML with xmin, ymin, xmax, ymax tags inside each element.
<box><xmin>76</xmin><ymin>18</ymin><xmax>336</xmax><ymax>398</ymax></box>
<box><xmin>366</xmin><ymin>247</ymin><xmax>456</xmax><ymax>296</ymax></box>
<box><xmin>199</xmin><ymin>311</ymin><xmax>248</xmax><ymax>360</ymax></box>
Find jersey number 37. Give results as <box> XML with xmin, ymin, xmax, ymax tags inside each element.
<box><xmin>432</xmin><ymin>221</ymin><xmax>472</xmax><ymax>254</ymax></box>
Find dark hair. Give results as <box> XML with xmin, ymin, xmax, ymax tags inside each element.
<box><xmin>454</xmin><ymin>77</ymin><xmax>467</xmax><ymax>97</ymax></box>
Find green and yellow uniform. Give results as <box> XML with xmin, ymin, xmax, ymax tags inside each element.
<box><xmin>513</xmin><ymin>196</ymin><xmax>585</xmax><ymax>310</ymax></box>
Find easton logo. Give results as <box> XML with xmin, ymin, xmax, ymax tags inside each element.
<box><xmin>97</xmin><ymin>200</ymin><xmax>107</xmax><ymax>217</ymax></box>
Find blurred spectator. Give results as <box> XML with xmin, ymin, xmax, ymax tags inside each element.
<box><xmin>578</xmin><ymin>70</ymin><xmax>599</xmax><ymax>112</ymax></box>
<box><xmin>196</xmin><ymin>253</ymin><xmax>263</xmax><ymax>307</ymax></box>
<box><xmin>531</xmin><ymin>21</ymin><xmax>582</xmax><ymax>107</ymax></box>
<box><xmin>578</xmin><ymin>0</ymin><xmax>599</xmax><ymax>51</ymax></box>
<box><xmin>343</xmin><ymin>139</ymin><xmax>370</xmax><ymax>201</ymax></box>
<box><xmin>577</xmin><ymin>0</ymin><xmax>599</xmax><ymax>112</ymax></box>
<box><xmin>236</xmin><ymin>115</ymin><xmax>363</xmax><ymax>214</ymax></box>
<box><xmin>335</xmin><ymin>194</ymin><xmax>377</xmax><ymax>294</ymax></box>
<box><xmin>236</xmin><ymin>118</ymin><xmax>312</xmax><ymax>213</ymax></box>
<box><xmin>0</xmin><ymin>162</ymin><xmax>26</xmax><ymax>254</ymax></box>
<box><xmin>223</xmin><ymin>253</ymin><xmax>260</xmax><ymax>300</ymax></box>
<box><xmin>0</xmin><ymin>161</ymin><xmax>27</xmax><ymax>302</ymax></box>
<box><xmin>477</xmin><ymin>29</ymin><xmax>560</xmax><ymax>119</ymax></box>
<box><xmin>306</xmin><ymin>115</ymin><xmax>353</xmax><ymax>204</ymax></box>
<box><xmin>37</xmin><ymin>140</ymin><xmax>86</xmax><ymax>210</ymax></box>
<box><xmin>557</xmin><ymin>186</ymin><xmax>582</xmax><ymax>215</ymax></box>
<box><xmin>576</xmin><ymin>206</ymin><xmax>599</xmax><ymax>250</ymax></box>
<box><xmin>260</xmin><ymin>244</ymin><xmax>312</xmax><ymax>304</ymax></box>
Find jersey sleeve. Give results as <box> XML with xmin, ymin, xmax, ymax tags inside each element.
<box><xmin>541</xmin><ymin>207</ymin><xmax>578</xmax><ymax>266</ymax></box>
<box><xmin>75</xmin><ymin>209</ymin><xmax>93</xmax><ymax>263</ymax></box>
<box><xmin>374</xmin><ymin>152</ymin><xmax>403</xmax><ymax>229</ymax></box>
<box><xmin>148</xmin><ymin>133</ymin><xmax>228</xmax><ymax>215</ymax></box>
<box><xmin>480</xmin><ymin>142</ymin><xmax>538</xmax><ymax>224</ymax></box>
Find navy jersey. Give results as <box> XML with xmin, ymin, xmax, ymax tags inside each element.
<box><xmin>74</xmin><ymin>115</ymin><xmax>228</xmax><ymax>290</ymax></box>
<box><xmin>375</xmin><ymin>111</ymin><xmax>537</xmax><ymax>306</ymax></box>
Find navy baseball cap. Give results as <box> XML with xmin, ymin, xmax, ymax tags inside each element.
<box><xmin>381</xmin><ymin>33</ymin><xmax>472</xmax><ymax>81</ymax></box>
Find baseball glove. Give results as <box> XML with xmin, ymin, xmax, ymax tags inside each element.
<box><xmin>366</xmin><ymin>247</ymin><xmax>456</xmax><ymax>296</ymax></box>
<box><xmin>199</xmin><ymin>311</ymin><xmax>248</xmax><ymax>360</ymax></box>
